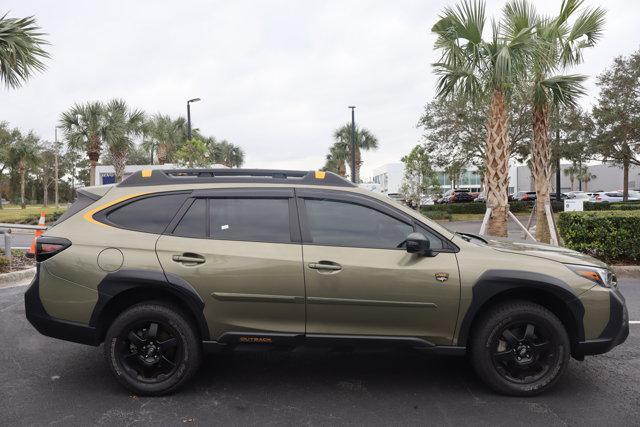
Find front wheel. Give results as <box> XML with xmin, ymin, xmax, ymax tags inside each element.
<box><xmin>103</xmin><ymin>302</ymin><xmax>202</xmax><ymax>396</ymax></box>
<box><xmin>470</xmin><ymin>301</ymin><xmax>570</xmax><ymax>396</ymax></box>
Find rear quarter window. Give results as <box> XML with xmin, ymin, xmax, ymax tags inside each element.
<box><xmin>104</xmin><ymin>193</ymin><xmax>188</xmax><ymax>234</ymax></box>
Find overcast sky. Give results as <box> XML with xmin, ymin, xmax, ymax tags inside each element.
<box><xmin>2</xmin><ymin>0</ymin><xmax>639</xmax><ymax>177</ymax></box>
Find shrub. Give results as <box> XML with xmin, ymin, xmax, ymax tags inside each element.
<box><xmin>557</xmin><ymin>210</ymin><xmax>640</xmax><ymax>264</ymax></box>
<box><xmin>584</xmin><ymin>201</ymin><xmax>640</xmax><ymax>211</ymax></box>
<box><xmin>0</xmin><ymin>255</ymin><xmax>10</xmax><ymax>273</ymax></box>
<box><xmin>421</xmin><ymin>210</ymin><xmax>452</xmax><ymax>220</ymax></box>
<box><xmin>420</xmin><ymin>200</ymin><xmax>564</xmax><ymax>215</ymax></box>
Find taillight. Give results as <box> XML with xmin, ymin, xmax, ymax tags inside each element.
<box><xmin>596</xmin><ymin>195</ymin><xmax>602</xmax><ymax>201</ymax></box>
<box><xmin>36</xmin><ymin>237</ymin><xmax>71</xmax><ymax>262</ymax></box>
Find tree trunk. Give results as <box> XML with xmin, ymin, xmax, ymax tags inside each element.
<box><xmin>157</xmin><ymin>144</ymin><xmax>167</xmax><ymax>165</ymax></box>
<box><xmin>354</xmin><ymin>147</ymin><xmax>363</xmax><ymax>183</ymax></box>
<box><xmin>623</xmin><ymin>156</ymin><xmax>629</xmax><ymax>202</ymax></box>
<box><xmin>111</xmin><ymin>148</ymin><xmax>127</xmax><ymax>183</ymax></box>
<box><xmin>19</xmin><ymin>164</ymin><xmax>26</xmax><ymax>210</ymax></box>
<box><xmin>531</xmin><ymin>103</ymin><xmax>552</xmax><ymax>243</ymax></box>
<box><xmin>484</xmin><ymin>90</ymin><xmax>510</xmax><ymax>237</ymax></box>
<box><xmin>88</xmin><ymin>133</ymin><xmax>101</xmax><ymax>186</ymax></box>
<box><xmin>43</xmin><ymin>180</ymin><xmax>49</xmax><ymax>207</ymax></box>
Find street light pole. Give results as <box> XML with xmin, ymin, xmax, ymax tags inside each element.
<box><xmin>187</xmin><ymin>98</ymin><xmax>201</xmax><ymax>141</ymax></box>
<box><xmin>348</xmin><ymin>106</ymin><xmax>356</xmax><ymax>183</ymax></box>
<box><xmin>54</xmin><ymin>126</ymin><xmax>62</xmax><ymax>209</ymax></box>
<box><xmin>555</xmin><ymin>129</ymin><xmax>561</xmax><ymax>201</ymax></box>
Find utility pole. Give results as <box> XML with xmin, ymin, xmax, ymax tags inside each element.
<box><xmin>187</xmin><ymin>98</ymin><xmax>201</xmax><ymax>141</ymax></box>
<box><xmin>348</xmin><ymin>106</ymin><xmax>356</xmax><ymax>183</ymax></box>
<box><xmin>555</xmin><ymin>129</ymin><xmax>561</xmax><ymax>201</ymax></box>
<box><xmin>54</xmin><ymin>126</ymin><xmax>62</xmax><ymax>208</ymax></box>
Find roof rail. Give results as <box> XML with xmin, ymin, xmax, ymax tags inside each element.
<box><xmin>117</xmin><ymin>168</ymin><xmax>356</xmax><ymax>188</ymax></box>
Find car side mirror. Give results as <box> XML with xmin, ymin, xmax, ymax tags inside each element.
<box><xmin>403</xmin><ymin>232</ymin><xmax>434</xmax><ymax>257</ymax></box>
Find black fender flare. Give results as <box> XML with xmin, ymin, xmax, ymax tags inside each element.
<box><xmin>89</xmin><ymin>269</ymin><xmax>210</xmax><ymax>341</ymax></box>
<box><xmin>456</xmin><ymin>270</ymin><xmax>585</xmax><ymax>347</ymax></box>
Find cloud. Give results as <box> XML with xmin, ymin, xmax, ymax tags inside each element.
<box><xmin>1</xmin><ymin>0</ymin><xmax>638</xmax><ymax>178</ymax></box>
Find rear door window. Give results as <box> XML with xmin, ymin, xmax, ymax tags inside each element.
<box><xmin>209</xmin><ymin>198</ymin><xmax>291</xmax><ymax>243</ymax></box>
<box><xmin>173</xmin><ymin>199</ymin><xmax>207</xmax><ymax>238</ymax></box>
<box><xmin>105</xmin><ymin>193</ymin><xmax>187</xmax><ymax>234</ymax></box>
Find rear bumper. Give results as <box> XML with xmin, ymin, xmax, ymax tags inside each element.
<box><xmin>24</xmin><ymin>265</ymin><xmax>99</xmax><ymax>346</ymax></box>
<box><xmin>575</xmin><ymin>288</ymin><xmax>629</xmax><ymax>357</ymax></box>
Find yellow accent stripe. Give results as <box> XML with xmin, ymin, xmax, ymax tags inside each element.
<box><xmin>315</xmin><ymin>170</ymin><xmax>326</xmax><ymax>179</ymax></box>
<box><xmin>83</xmin><ymin>192</ymin><xmax>147</xmax><ymax>226</ymax></box>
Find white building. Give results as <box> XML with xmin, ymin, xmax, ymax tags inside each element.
<box><xmin>370</xmin><ymin>163</ymin><xmax>405</xmax><ymax>194</ymax></box>
<box><xmin>94</xmin><ymin>164</ymin><xmax>228</xmax><ymax>186</ymax></box>
<box><xmin>368</xmin><ymin>161</ymin><xmax>639</xmax><ymax>196</ymax></box>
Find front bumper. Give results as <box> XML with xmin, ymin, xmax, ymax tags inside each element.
<box><xmin>575</xmin><ymin>288</ymin><xmax>629</xmax><ymax>357</ymax></box>
<box><xmin>24</xmin><ymin>265</ymin><xmax>99</xmax><ymax>346</ymax></box>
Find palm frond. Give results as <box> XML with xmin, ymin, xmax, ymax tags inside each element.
<box><xmin>0</xmin><ymin>14</ymin><xmax>49</xmax><ymax>89</ymax></box>
<box><xmin>536</xmin><ymin>74</ymin><xmax>586</xmax><ymax>108</ymax></box>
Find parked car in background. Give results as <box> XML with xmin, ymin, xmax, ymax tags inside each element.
<box><xmin>593</xmin><ymin>191</ymin><xmax>640</xmax><ymax>203</ymax></box>
<box><xmin>549</xmin><ymin>193</ymin><xmax>568</xmax><ymax>201</ymax></box>
<box><xmin>512</xmin><ymin>191</ymin><xmax>537</xmax><ymax>201</ymax></box>
<box><xmin>386</xmin><ymin>193</ymin><xmax>405</xmax><ymax>204</ymax></box>
<box><xmin>420</xmin><ymin>195</ymin><xmax>435</xmax><ymax>206</ymax></box>
<box><xmin>566</xmin><ymin>191</ymin><xmax>594</xmax><ymax>200</ymax></box>
<box><xmin>474</xmin><ymin>192</ymin><xmax>486</xmax><ymax>202</ymax></box>
<box><xmin>441</xmin><ymin>189</ymin><xmax>474</xmax><ymax>203</ymax></box>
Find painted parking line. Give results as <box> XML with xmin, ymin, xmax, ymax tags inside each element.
<box><xmin>630</xmin><ymin>321</ymin><xmax>640</xmax><ymax>325</ymax></box>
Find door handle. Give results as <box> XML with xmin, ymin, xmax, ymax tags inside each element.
<box><xmin>172</xmin><ymin>254</ymin><xmax>206</xmax><ymax>264</ymax></box>
<box><xmin>308</xmin><ymin>262</ymin><xmax>342</xmax><ymax>271</ymax></box>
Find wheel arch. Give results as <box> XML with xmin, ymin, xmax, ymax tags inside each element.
<box><xmin>456</xmin><ymin>270</ymin><xmax>585</xmax><ymax>354</ymax></box>
<box><xmin>89</xmin><ymin>269</ymin><xmax>209</xmax><ymax>343</ymax></box>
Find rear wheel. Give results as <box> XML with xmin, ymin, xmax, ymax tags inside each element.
<box><xmin>104</xmin><ymin>302</ymin><xmax>202</xmax><ymax>395</ymax></box>
<box><xmin>470</xmin><ymin>301</ymin><xmax>570</xmax><ymax>396</ymax></box>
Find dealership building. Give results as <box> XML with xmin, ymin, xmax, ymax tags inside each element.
<box><xmin>368</xmin><ymin>162</ymin><xmax>640</xmax><ymax>195</ymax></box>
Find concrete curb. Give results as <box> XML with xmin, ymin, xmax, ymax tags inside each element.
<box><xmin>0</xmin><ymin>267</ymin><xmax>35</xmax><ymax>288</ymax></box>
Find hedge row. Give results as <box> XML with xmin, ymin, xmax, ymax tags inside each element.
<box><xmin>557</xmin><ymin>210</ymin><xmax>640</xmax><ymax>264</ymax></box>
<box><xmin>584</xmin><ymin>201</ymin><xmax>640</xmax><ymax>211</ymax></box>
<box><xmin>420</xmin><ymin>200</ymin><xmax>564</xmax><ymax>215</ymax></box>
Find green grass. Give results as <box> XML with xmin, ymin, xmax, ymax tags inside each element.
<box><xmin>0</xmin><ymin>205</ymin><xmax>67</xmax><ymax>224</ymax></box>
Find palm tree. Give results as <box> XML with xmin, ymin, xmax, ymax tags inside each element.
<box><xmin>323</xmin><ymin>144</ymin><xmax>348</xmax><ymax>176</ymax></box>
<box><xmin>208</xmin><ymin>139</ymin><xmax>244</xmax><ymax>167</ymax></box>
<box><xmin>577</xmin><ymin>166</ymin><xmax>596</xmax><ymax>191</ymax></box>
<box><xmin>0</xmin><ymin>13</ymin><xmax>49</xmax><ymax>89</ymax></box>
<box><xmin>60</xmin><ymin>102</ymin><xmax>105</xmax><ymax>186</ymax></box>
<box><xmin>432</xmin><ymin>0</ymin><xmax>534</xmax><ymax>236</ymax></box>
<box><xmin>563</xmin><ymin>164</ymin><xmax>579</xmax><ymax>191</ymax></box>
<box><xmin>332</xmin><ymin>124</ymin><xmax>378</xmax><ymax>182</ymax></box>
<box><xmin>526</xmin><ymin>0</ymin><xmax>605</xmax><ymax>242</ymax></box>
<box><xmin>8</xmin><ymin>131</ymin><xmax>40</xmax><ymax>208</ymax></box>
<box><xmin>142</xmin><ymin>114</ymin><xmax>188</xmax><ymax>165</ymax></box>
<box><xmin>103</xmin><ymin>99</ymin><xmax>145</xmax><ymax>182</ymax></box>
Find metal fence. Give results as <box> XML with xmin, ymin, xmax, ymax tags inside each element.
<box><xmin>0</xmin><ymin>223</ymin><xmax>47</xmax><ymax>258</ymax></box>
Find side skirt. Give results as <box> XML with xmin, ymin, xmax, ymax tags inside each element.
<box><xmin>202</xmin><ymin>333</ymin><xmax>466</xmax><ymax>355</ymax></box>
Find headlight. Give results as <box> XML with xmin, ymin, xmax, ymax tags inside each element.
<box><xmin>566</xmin><ymin>264</ymin><xmax>617</xmax><ymax>288</ymax></box>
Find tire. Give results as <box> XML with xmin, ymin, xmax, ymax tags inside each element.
<box><xmin>470</xmin><ymin>300</ymin><xmax>570</xmax><ymax>396</ymax></box>
<box><xmin>103</xmin><ymin>301</ymin><xmax>202</xmax><ymax>396</ymax></box>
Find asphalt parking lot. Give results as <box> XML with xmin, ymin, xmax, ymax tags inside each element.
<box><xmin>1</xmin><ymin>274</ymin><xmax>639</xmax><ymax>426</ymax></box>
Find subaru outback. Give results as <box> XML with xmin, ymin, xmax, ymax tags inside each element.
<box><xmin>25</xmin><ymin>169</ymin><xmax>628</xmax><ymax>396</ymax></box>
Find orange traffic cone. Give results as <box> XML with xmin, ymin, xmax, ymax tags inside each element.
<box><xmin>26</xmin><ymin>211</ymin><xmax>46</xmax><ymax>258</ymax></box>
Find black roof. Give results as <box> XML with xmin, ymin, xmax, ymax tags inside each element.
<box><xmin>117</xmin><ymin>168</ymin><xmax>356</xmax><ymax>188</ymax></box>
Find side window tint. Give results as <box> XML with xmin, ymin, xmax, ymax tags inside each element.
<box><xmin>304</xmin><ymin>199</ymin><xmax>413</xmax><ymax>249</ymax></box>
<box><xmin>173</xmin><ymin>199</ymin><xmax>207</xmax><ymax>238</ymax></box>
<box><xmin>106</xmin><ymin>193</ymin><xmax>186</xmax><ymax>234</ymax></box>
<box><xmin>210</xmin><ymin>198</ymin><xmax>291</xmax><ymax>243</ymax></box>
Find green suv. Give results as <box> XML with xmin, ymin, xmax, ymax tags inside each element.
<box><xmin>25</xmin><ymin>169</ymin><xmax>628</xmax><ymax>396</ymax></box>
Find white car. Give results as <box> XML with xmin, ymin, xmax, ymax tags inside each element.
<box><xmin>420</xmin><ymin>195</ymin><xmax>435</xmax><ymax>206</ymax></box>
<box><xmin>566</xmin><ymin>191</ymin><xmax>595</xmax><ymax>200</ymax></box>
<box><xmin>592</xmin><ymin>191</ymin><xmax>640</xmax><ymax>203</ymax></box>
